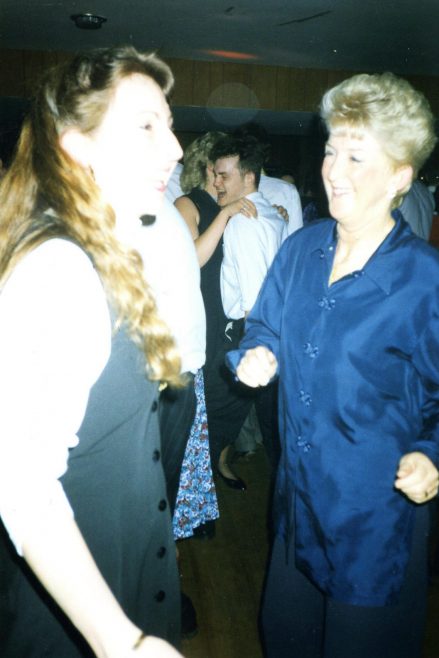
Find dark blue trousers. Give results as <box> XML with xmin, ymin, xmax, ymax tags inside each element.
<box><xmin>262</xmin><ymin>504</ymin><xmax>430</xmax><ymax>658</ymax></box>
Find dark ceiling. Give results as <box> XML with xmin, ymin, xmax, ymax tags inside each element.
<box><xmin>1</xmin><ymin>1</ymin><xmax>438</xmax><ymax>140</ymax></box>
<box><xmin>1</xmin><ymin>0</ymin><xmax>438</xmax><ymax>76</ymax></box>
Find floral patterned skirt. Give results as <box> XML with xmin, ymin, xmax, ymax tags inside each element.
<box><xmin>172</xmin><ymin>369</ymin><xmax>219</xmax><ymax>539</ymax></box>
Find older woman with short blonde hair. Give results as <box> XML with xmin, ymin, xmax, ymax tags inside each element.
<box><xmin>231</xmin><ymin>71</ymin><xmax>439</xmax><ymax>658</ymax></box>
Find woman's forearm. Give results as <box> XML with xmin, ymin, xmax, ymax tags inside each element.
<box><xmin>194</xmin><ymin>206</ymin><xmax>231</xmax><ymax>266</ymax></box>
<box><xmin>21</xmin><ymin>509</ymin><xmax>140</xmax><ymax>658</ymax></box>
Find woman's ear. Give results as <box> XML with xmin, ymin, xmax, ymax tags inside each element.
<box><xmin>59</xmin><ymin>128</ymin><xmax>92</xmax><ymax>168</ymax></box>
<box><xmin>243</xmin><ymin>170</ymin><xmax>256</xmax><ymax>191</ymax></box>
<box><xmin>393</xmin><ymin>164</ymin><xmax>414</xmax><ymax>196</ymax></box>
<box><xmin>205</xmin><ymin>162</ymin><xmax>215</xmax><ymax>186</ymax></box>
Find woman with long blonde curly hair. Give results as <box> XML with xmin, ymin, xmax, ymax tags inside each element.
<box><xmin>0</xmin><ymin>46</ymin><xmax>184</xmax><ymax>658</ymax></box>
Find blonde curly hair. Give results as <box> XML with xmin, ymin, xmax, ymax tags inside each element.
<box><xmin>180</xmin><ymin>131</ymin><xmax>225</xmax><ymax>194</ymax></box>
<box><xmin>0</xmin><ymin>46</ymin><xmax>182</xmax><ymax>386</ymax></box>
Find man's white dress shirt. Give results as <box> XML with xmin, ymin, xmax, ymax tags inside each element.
<box><xmin>221</xmin><ymin>191</ymin><xmax>287</xmax><ymax>320</ymax></box>
<box><xmin>259</xmin><ymin>173</ymin><xmax>303</xmax><ymax>237</ymax></box>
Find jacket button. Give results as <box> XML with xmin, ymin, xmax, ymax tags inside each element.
<box><xmin>158</xmin><ymin>499</ymin><xmax>167</xmax><ymax>511</ymax></box>
<box><xmin>152</xmin><ymin>449</ymin><xmax>161</xmax><ymax>462</ymax></box>
<box><xmin>151</xmin><ymin>400</ymin><xmax>158</xmax><ymax>412</ymax></box>
<box><xmin>155</xmin><ymin>590</ymin><xmax>166</xmax><ymax>602</ymax></box>
<box><xmin>157</xmin><ymin>546</ymin><xmax>166</xmax><ymax>559</ymax></box>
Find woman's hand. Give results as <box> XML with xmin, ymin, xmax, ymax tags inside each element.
<box><xmin>394</xmin><ymin>451</ymin><xmax>439</xmax><ymax>503</ymax></box>
<box><xmin>273</xmin><ymin>204</ymin><xmax>289</xmax><ymax>222</ymax></box>
<box><xmin>223</xmin><ymin>196</ymin><xmax>257</xmax><ymax>220</ymax></box>
<box><xmin>236</xmin><ymin>346</ymin><xmax>278</xmax><ymax>387</ymax></box>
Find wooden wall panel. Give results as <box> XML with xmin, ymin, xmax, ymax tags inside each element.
<box><xmin>0</xmin><ymin>50</ymin><xmax>25</xmax><ymax>97</ymax></box>
<box><xmin>220</xmin><ymin>62</ymin><xmax>253</xmax><ymax>107</ymax></box>
<box><xmin>22</xmin><ymin>50</ymin><xmax>59</xmax><ymax>96</ymax></box>
<box><xmin>286</xmin><ymin>68</ymin><xmax>307</xmax><ymax>111</ymax></box>
<box><xmin>191</xmin><ymin>60</ymin><xmax>212</xmax><ymax>106</ymax></box>
<box><xmin>167</xmin><ymin>57</ymin><xmax>194</xmax><ymax>105</ymax></box>
<box><xmin>207</xmin><ymin>61</ymin><xmax>225</xmax><ymax>106</ymax></box>
<box><xmin>327</xmin><ymin>69</ymin><xmax>354</xmax><ymax>88</ymax></box>
<box><xmin>273</xmin><ymin>66</ymin><xmax>290</xmax><ymax>110</ymax></box>
<box><xmin>302</xmin><ymin>69</ymin><xmax>331</xmax><ymax>113</ymax></box>
<box><xmin>1</xmin><ymin>49</ymin><xmax>438</xmax><ymax>117</ymax></box>
<box><xmin>248</xmin><ymin>64</ymin><xmax>277</xmax><ymax>110</ymax></box>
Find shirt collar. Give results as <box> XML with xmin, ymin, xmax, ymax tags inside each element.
<box><xmin>310</xmin><ymin>212</ymin><xmax>415</xmax><ymax>295</ymax></box>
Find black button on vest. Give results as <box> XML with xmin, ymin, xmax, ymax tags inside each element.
<box><xmin>157</xmin><ymin>546</ymin><xmax>166</xmax><ymax>559</ymax></box>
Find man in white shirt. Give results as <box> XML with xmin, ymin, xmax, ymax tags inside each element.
<box><xmin>208</xmin><ymin>135</ymin><xmax>285</xmax><ymax>477</ymax></box>
<box><xmin>230</xmin><ymin>124</ymin><xmax>303</xmax><ymax>458</ymax></box>
<box><xmin>212</xmin><ymin>135</ymin><xmax>287</xmax><ymax>320</ymax></box>
<box><xmin>233</xmin><ymin>123</ymin><xmax>303</xmax><ymax>237</ymax></box>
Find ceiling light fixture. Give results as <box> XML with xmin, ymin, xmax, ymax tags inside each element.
<box><xmin>70</xmin><ymin>13</ymin><xmax>107</xmax><ymax>30</ymax></box>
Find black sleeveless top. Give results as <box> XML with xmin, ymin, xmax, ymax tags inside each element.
<box><xmin>186</xmin><ymin>188</ymin><xmax>228</xmax><ymax>369</ymax></box>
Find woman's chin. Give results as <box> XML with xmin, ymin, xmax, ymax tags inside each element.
<box><xmin>140</xmin><ymin>191</ymin><xmax>166</xmax><ymax>218</ymax></box>
<box><xmin>110</xmin><ymin>190</ymin><xmax>167</xmax><ymax>227</ymax></box>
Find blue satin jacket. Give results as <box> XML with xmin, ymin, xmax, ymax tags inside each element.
<box><xmin>227</xmin><ymin>213</ymin><xmax>439</xmax><ymax>606</ymax></box>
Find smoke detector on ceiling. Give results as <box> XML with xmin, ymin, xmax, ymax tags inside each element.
<box><xmin>70</xmin><ymin>13</ymin><xmax>107</xmax><ymax>30</ymax></box>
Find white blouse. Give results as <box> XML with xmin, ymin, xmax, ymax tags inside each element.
<box><xmin>140</xmin><ymin>199</ymin><xmax>206</xmax><ymax>374</ymax></box>
<box><xmin>0</xmin><ymin>239</ymin><xmax>111</xmax><ymax>553</ymax></box>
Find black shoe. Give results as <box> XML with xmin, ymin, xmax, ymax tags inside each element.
<box><xmin>193</xmin><ymin>520</ymin><xmax>216</xmax><ymax>540</ymax></box>
<box><xmin>218</xmin><ymin>470</ymin><xmax>247</xmax><ymax>491</ymax></box>
<box><xmin>181</xmin><ymin>592</ymin><xmax>198</xmax><ymax>639</ymax></box>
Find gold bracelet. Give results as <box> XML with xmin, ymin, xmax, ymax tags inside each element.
<box><xmin>132</xmin><ymin>632</ymin><xmax>147</xmax><ymax>650</ymax></box>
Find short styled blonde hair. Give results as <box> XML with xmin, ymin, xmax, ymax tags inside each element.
<box><xmin>320</xmin><ymin>72</ymin><xmax>437</xmax><ymax>179</ymax></box>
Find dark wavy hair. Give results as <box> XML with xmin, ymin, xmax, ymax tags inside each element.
<box><xmin>210</xmin><ymin>134</ymin><xmax>265</xmax><ymax>188</ymax></box>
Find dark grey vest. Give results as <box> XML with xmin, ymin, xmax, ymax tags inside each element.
<box><xmin>2</xmin><ymin>324</ymin><xmax>180</xmax><ymax>657</ymax></box>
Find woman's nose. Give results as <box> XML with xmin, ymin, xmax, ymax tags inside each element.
<box><xmin>170</xmin><ymin>130</ymin><xmax>183</xmax><ymax>161</ymax></box>
<box><xmin>326</xmin><ymin>155</ymin><xmax>344</xmax><ymax>181</ymax></box>
<box><xmin>166</xmin><ymin>128</ymin><xmax>183</xmax><ymax>163</ymax></box>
